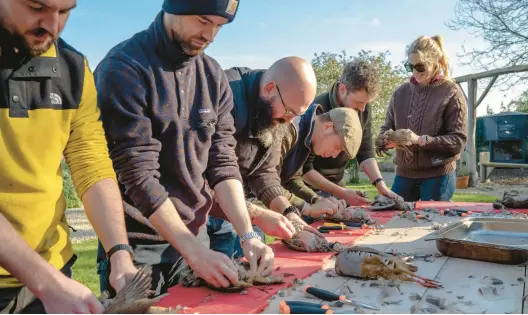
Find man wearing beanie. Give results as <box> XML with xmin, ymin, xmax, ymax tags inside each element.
<box><xmin>94</xmin><ymin>0</ymin><xmax>273</xmax><ymax>296</ymax></box>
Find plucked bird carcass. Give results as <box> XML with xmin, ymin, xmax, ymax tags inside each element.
<box><xmin>334</xmin><ymin>246</ymin><xmax>441</xmax><ymax>288</ymax></box>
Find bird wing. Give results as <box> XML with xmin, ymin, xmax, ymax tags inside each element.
<box><xmin>103</xmin><ymin>265</ymin><xmax>154</xmax><ymax>314</ymax></box>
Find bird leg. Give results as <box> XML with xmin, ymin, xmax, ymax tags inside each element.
<box><xmin>398</xmin><ymin>271</ymin><xmax>442</xmax><ymax>288</ymax></box>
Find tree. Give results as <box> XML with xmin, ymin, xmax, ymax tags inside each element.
<box><xmin>311</xmin><ymin>50</ymin><xmax>408</xmax><ymax>183</ymax></box>
<box><xmin>447</xmin><ymin>0</ymin><xmax>528</xmax><ymax>86</ymax></box>
<box><xmin>500</xmin><ymin>98</ymin><xmax>516</xmax><ymax>113</ymax></box>
<box><xmin>508</xmin><ymin>89</ymin><xmax>528</xmax><ymax>113</ymax></box>
<box><xmin>486</xmin><ymin>104</ymin><xmax>495</xmax><ymax>116</ymax></box>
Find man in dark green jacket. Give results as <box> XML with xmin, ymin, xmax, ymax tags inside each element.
<box><xmin>302</xmin><ymin>59</ymin><xmax>400</xmax><ymax>205</ymax></box>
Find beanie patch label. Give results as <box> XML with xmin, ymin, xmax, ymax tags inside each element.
<box><xmin>226</xmin><ymin>0</ymin><xmax>238</xmax><ymax>15</ymax></box>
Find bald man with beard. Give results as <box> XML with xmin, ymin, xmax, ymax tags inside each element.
<box><xmin>207</xmin><ymin>57</ymin><xmax>342</xmax><ymax>259</ymax></box>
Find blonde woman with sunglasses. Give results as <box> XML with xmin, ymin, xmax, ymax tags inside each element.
<box><xmin>378</xmin><ymin>35</ymin><xmax>468</xmax><ymax>202</ymax></box>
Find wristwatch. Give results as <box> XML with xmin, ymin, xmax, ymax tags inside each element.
<box><xmin>240</xmin><ymin>231</ymin><xmax>262</xmax><ymax>244</ymax></box>
<box><xmin>106</xmin><ymin>244</ymin><xmax>134</xmax><ymax>260</ymax></box>
<box><xmin>283</xmin><ymin>205</ymin><xmax>302</xmax><ymax>218</ymax></box>
<box><xmin>372</xmin><ymin>178</ymin><xmax>384</xmax><ymax>187</ymax></box>
<box><xmin>419</xmin><ymin>135</ymin><xmax>429</xmax><ymax>146</ymax></box>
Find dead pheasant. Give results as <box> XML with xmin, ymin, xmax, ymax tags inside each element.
<box><xmin>375</xmin><ymin>128</ymin><xmax>414</xmax><ymax>157</ymax></box>
<box><xmin>334</xmin><ymin>246</ymin><xmax>441</xmax><ymax>288</ymax></box>
<box><xmin>100</xmin><ymin>265</ymin><xmax>176</xmax><ymax>314</ymax></box>
<box><xmin>281</xmin><ymin>221</ymin><xmax>343</xmax><ymax>252</ymax></box>
<box><xmin>177</xmin><ymin>258</ymin><xmax>287</xmax><ymax>292</ymax></box>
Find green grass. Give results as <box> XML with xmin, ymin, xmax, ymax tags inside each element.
<box><xmin>345</xmin><ymin>184</ymin><xmax>498</xmax><ymax>203</ymax></box>
<box><xmin>62</xmin><ymin>160</ymin><xmax>83</xmax><ymax>209</ymax></box>
<box><xmin>72</xmin><ymin>239</ymin><xmax>100</xmax><ymax>294</ymax></box>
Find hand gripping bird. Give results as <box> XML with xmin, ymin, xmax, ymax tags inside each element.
<box><xmin>375</xmin><ymin>129</ymin><xmax>415</xmax><ymax>157</ymax></box>
<box><xmin>334</xmin><ymin>246</ymin><xmax>441</xmax><ymax>288</ymax></box>
<box><xmin>99</xmin><ymin>265</ymin><xmax>176</xmax><ymax>314</ymax></box>
<box><xmin>281</xmin><ymin>220</ymin><xmax>343</xmax><ymax>252</ymax></box>
<box><xmin>177</xmin><ymin>258</ymin><xmax>287</xmax><ymax>292</ymax></box>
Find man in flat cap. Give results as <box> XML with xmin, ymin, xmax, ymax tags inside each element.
<box><xmin>209</xmin><ymin>105</ymin><xmax>363</xmax><ymax>255</ymax></box>
<box><xmin>95</xmin><ymin>0</ymin><xmax>273</xmax><ymax>296</ymax></box>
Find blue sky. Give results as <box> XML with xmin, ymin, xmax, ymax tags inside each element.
<box><xmin>62</xmin><ymin>0</ymin><xmax>526</xmax><ymax>116</ymax></box>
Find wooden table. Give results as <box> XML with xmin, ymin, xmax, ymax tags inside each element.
<box><xmin>262</xmin><ymin>213</ymin><xmax>527</xmax><ymax>314</ymax></box>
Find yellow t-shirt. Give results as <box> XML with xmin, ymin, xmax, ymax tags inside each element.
<box><xmin>0</xmin><ymin>41</ymin><xmax>117</xmax><ymax>288</ymax></box>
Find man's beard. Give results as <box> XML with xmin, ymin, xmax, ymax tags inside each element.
<box><xmin>172</xmin><ymin>29</ymin><xmax>210</xmax><ymax>56</ymax></box>
<box><xmin>252</xmin><ymin>97</ymin><xmax>290</xmax><ymax>148</ymax></box>
<box><xmin>4</xmin><ymin>27</ymin><xmax>57</xmax><ymax>57</ymax></box>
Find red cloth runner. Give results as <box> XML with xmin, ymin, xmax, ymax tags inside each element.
<box><xmin>155</xmin><ymin>203</ymin><xmax>527</xmax><ymax>313</ymax></box>
<box><xmin>155</xmin><ymin>211</ymin><xmax>395</xmax><ymax>313</ymax></box>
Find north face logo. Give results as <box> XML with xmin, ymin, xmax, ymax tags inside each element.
<box><xmin>50</xmin><ymin>93</ymin><xmax>62</xmax><ymax>105</ymax></box>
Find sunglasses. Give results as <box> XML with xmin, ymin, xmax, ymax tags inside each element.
<box><xmin>404</xmin><ymin>61</ymin><xmax>426</xmax><ymax>73</ymax></box>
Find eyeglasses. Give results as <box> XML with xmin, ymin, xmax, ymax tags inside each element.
<box><xmin>404</xmin><ymin>61</ymin><xmax>426</xmax><ymax>73</ymax></box>
<box><xmin>276</xmin><ymin>84</ymin><xmax>300</xmax><ymax>116</ymax></box>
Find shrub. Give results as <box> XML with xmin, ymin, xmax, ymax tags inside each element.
<box><xmin>61</xmin><ymin>160</ymin><xmax>83</xmax><ymax>209</ymax></box>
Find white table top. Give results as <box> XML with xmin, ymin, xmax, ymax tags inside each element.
<box><xmin>262</xmin><ymin>213</ymin><xmax>527</xmax><ymax>314</ymax></box>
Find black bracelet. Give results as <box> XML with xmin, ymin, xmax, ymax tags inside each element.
<box><xmin>106</xmin><ymin>244</ymin><xmax>134</xmax><ymax>260</ymax></box>
<box><xmin>372</xmin><ymin>178</ymin><xmax>384</xmax><ymax>186</ymax></box>
<box><xmin>283</xmin><ymin>205</ymin><xmax>302</xmax><ymax>218</ymax></box>
<box><xmin>310</xmin><ymin>195</ymin><xmax>322</xmax><ymax>204</ymax></box>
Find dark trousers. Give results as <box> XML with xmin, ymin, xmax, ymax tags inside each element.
<box><xmin>97</xmin><ymin>241</ymin><xmax>186</xmax><ymax>297</ymax></box>
<box><xmin>0</xmin><ymin>255</ymin><xmax>76</xmax><ymax>314</ymax></box>
<box><xmin>391</xmin><ymin>171</ymin><xmax>456</xmax><ymax>202</ymax></box>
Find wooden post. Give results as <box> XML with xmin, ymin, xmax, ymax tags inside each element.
<box><xmin>466</xmin><ymin>78</ymin><xmax>478</xmax><ymax>187</ymax></box>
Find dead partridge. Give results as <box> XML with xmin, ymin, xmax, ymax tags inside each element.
<box><xmin>177</xmin><ymin>258</ymin><xmax>287</xmax><ymax>292</ymax></box>
<box><xmin>327</xmin><ymin>207</ymin><xmax>376</xmax><ymax>225</ymax></box>
<box><xmin>281</xmin><ymin>220</ymin><xmax>343</xmax><ymax>252</ymax></box>
<box><xmin>370</xmin><ymin>194</ymin><xmax>413</xmax><ymax>212</ymax></box>
<box><xmin>375</xmin><ymin>128</ymin><xmax>414</xmax><ymax>157</ymax></box>
<box><xmin>100</xmin><ymin>265</ymin><xmax>176</xmax><ymax>314</ymax></box>
<box><xmin>334</xmin><ymin>246</ymin><xmax>441</xmax><ymax>288</ymax></box>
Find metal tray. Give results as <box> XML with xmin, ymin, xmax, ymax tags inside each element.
<box><xmin>424</xmin><ymin>217</ymin><xmax>528</xmax><ymax>265</ymax></box>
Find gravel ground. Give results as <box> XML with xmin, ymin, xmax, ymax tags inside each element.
<box><xmin>66</xmin><ymin>208</ymin><xmax>96</xmax><ymax>244</ymax></box>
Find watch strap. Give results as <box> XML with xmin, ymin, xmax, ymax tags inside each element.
<box><xmin>372</xmin><ymin>178</ymin><xmax>384</xmax><ymax>186</ymax></box>
<box><xmin>240</xmin><ymin>231</ymin><xmax>262</xmax><ymax>243</ymax></box>
<box><xmin>106</xmin><ymin>244</ymin><xmax>134</xmax><ymax>260</ymax></box>
<box><xmin>283</xmin><ymin>205</ymin><xmax>301</xmax><ymax>217</ymax></box>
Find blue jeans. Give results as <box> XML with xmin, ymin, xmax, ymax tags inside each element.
<box><xmin>207</xmin><ymin>216</ymin><xmax>265</xmax><ymax>259</ymax></box>
<box><xmin>391</xmin><ymin>171</ymin><xmax>456</xmax><ymax>202</ymax></box>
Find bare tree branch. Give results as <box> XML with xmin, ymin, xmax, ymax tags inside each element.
<box><xmin>447</xmin><ymin>0</ymin><xmax>528</xmax><ymax>87</ymax></box>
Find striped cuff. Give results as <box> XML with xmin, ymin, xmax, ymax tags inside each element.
<box><xmin>259</xmin><ymin>186</ymin><xmax>285</xmax><ymax>208</ymax></box>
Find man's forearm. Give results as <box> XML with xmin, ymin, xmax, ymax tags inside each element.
<box><xmin>82</xmin><ymin>178</ymin><xmax>131</xmax><ymax>264</ymax></box>
<box><xmin>269</xmin><ymin>196</ymin><xmax>292</xmax><ymax>214</ymax></box>
<box><xmin>149</xmin><ymin>198</ymin><xmax>204</xmax><ymax>261</ymax></box>
<box><xmin>0</xmin><ymin>214</ymin><xmax>64</xmax><ymax>298</ymax></box>
<box><xmin>302</xmin><ymin>170</ymin><xmax>345</xmax><ymax>197</ymax></box>
<box><xmin>359</xmin><ymin>158</ymin><xmax>383</xmax><ymax>182</ymax></box>
<box><xmin>213</xmin><ymin>179</ymin><xmax>253</xmax><ymax>236</ymax></box>
<box><xmin>246</xmin><ymin>203</ymin><xmax>267</xmax><ymax>225</ymax></box>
